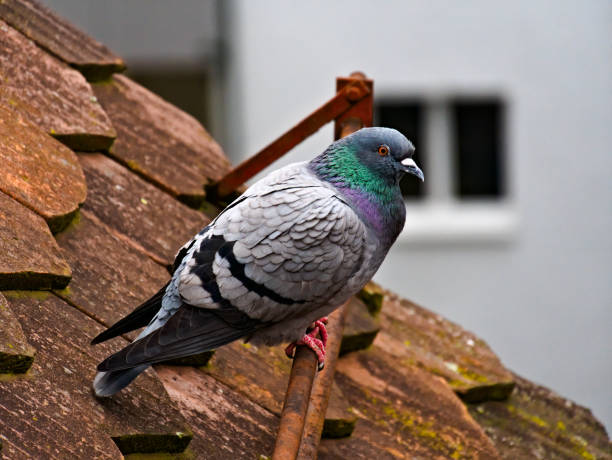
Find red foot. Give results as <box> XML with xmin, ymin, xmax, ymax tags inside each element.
<box><xmin>284</xmin><ymin>317</ymin><xmax>329</xmax><ymax>370</ymax></box>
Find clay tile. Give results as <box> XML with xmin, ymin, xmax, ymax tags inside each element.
<box><xmin>93</xmin><ymin>75</ymin><xmax>231</xmax><ymax>207</ymax></box>
<box><xmin>0</xmin><ymin>0</ymin><xmax>125</xmax><ymax>81</ymax></box>
<box><xmin>0</xmin><ymin>20</ymin><xmax>116</xmax><ymax>151</ymax></box>
<box><xmin>0</xmin><ymin>292</ymin><xmax>192</xmax><ymax>458</ymax></box>
<box><xmin>0</xmin><ymin>191</ymin><xmax>71</xmax><ymax>290</ymax></box>
<box><xmin>0</xmin><ymin>105</ymin><xmax>87</xmax><ymax>233</ymax></box>
<box><xmin>0</xmin><ymin>293</ymin><xmax>35</xmax><ymax>374</ymax></box>
<box><xmin>78</xmin><ymin>153</ymin><xmax>209</xmax><ymax>266</ymax></box>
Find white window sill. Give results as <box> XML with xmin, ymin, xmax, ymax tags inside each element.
<box><xmin>398</xmin><ymin>201</ymin><xmax>519</xmax><ymax>245</ymax></box>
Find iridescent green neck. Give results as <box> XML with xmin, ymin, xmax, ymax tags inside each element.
<box><xmin>310</xmin><ymin>145</ymin><xmax>396</xmax><ymax>203</ymax></box>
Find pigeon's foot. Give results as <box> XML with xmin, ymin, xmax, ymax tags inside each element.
<box><xmin>285</xmin><ymin>317</ymin><xmax>329</xmax><ymax>370</ymax></box>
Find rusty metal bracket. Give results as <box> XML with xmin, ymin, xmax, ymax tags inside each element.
<box><xmin>209</xmin><ymin>78</ymin><xmax>371</xmax><ymax>200</ymax></box>
<box><xmin>272</xmin><ymin>73</ymin><xmax>373</xmax><ymax>460</ymax></box>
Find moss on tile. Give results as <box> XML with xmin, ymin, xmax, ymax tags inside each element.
<box><xmin>47</xmin><ymin>207</ymin><xmax>82</xmax><ymax>235</ymax></box>
<box><xmin>76</xmin><ymin>63</ymin><xmax>126</xmax><ymax>83</ymax></box>
<box><xmin>456</xmin><ymin>381</ymin><xmax>515</xmax><ymax>403</ymax></box>
<box><xmin>322</xmin><ymin>417</ymin><xmax>357</xmax><ymax>438</ymax></box>
<box><xmin>0</xmin><ymin>292</ymin><xmax>36</xmax><ymax>374</ymax></box>
<box><xmin>111</xmin><ymin>431</ymin><xmax>192</xmax><ymax>455</ymax></box>
<box><xmin>356</xmin><ymin>281</ymin><xmax>384</xmax><ymax>316</ymax></box>
<box><xmin>0</xmin><ymin>352</ymin><xmax>34</xmax><ymax>374</ymax></box>
<box><xmin>0</xmin><ymin>270</ymin><xmax>71</xmax><ymax>291</ymax></box>
<box><xmin>52</xmin><ymin>133</ymin><xmax>115</xmax><ymax>152</ymax></box>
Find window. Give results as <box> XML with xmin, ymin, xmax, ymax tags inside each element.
<box><xmin>452</xmin><ymin>99</ymin><xmax>504</xmax><ymax>198</ymax></box>
<box><xmin>375</xmin><ymin>97</ymin><xmax>506</xmax><ymax>202</ymax></box>
<box><xmin>375</xmin><ymin>95</ymin><xmax>513</xmax><ymax>243</ymax></box>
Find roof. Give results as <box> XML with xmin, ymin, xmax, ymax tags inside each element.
<box><xmin>0</xmin><ymin>1</ymin><xmax>610</xmax><ymax>458</ymax></box>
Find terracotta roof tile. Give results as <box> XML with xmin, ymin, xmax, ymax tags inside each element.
<box><xmin>93</xmin><ymin>75</ymin><xmax>231</xmax><ymax>206</ymax></box>
<box><xmin>156</xmin><ymin>365</ymin><xmax>278</xmax><ymax>459</ymax></box>
<box><xmin>377</xmin><ymin>291</ymin><xmax>515</xmax><ymax>402</ymax></box>
<box><xmin>0</xmin><ymin>105</ymin><xmax>87</xmax><ymax>233</ymax></box>
<box><xmin>321</xmin><ymin>351</ymin><xmax>500</xmax><ymax>459</ymax></box>
<box><xmin>340</xmin><ymin>296</ymin><xmax>381</xmax><ymax>356</ymax></box>
<box><xmin>204</xmin><ymin>341</ymin><xmax>293</xmax><ymax>416</ymax></box>
<box><xmin>0</xmin><ymin>191</ymin><xmax>71</xmax><ymax>290</ymax></box>
<box><xmin>53</xmin><ymin>211</ymin><xmax>169</xmax><ymax>328</ymax></box>
<box><xmin>0</xmin><ymin>292</ymin><xmax>35</xmax><ymax>374</ymax></box>
<box><xmin>470</xmin><ymin>374</ymin><xmax>612</xmax><ymax>460</ymax></box>
<box><xmin>79</xmin><ymin>153</ymin><xmax>209</xmax><ymax>266</ymax></box>
<box><xmin>0</xmin><ymin>292</ymin><xmax>191</xmax><ymax>458</ymax></box>
<box><xmin>0</xmin><ymin>21</ymin><xmax>116</xmax><ymax>151</ymax></box>
<box><xmin>0</xmin><ymin>0</ymin><xmax>125</xmax><ymax>81</ymax></box>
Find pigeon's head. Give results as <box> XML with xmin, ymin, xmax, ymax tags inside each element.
<box><xmin>339</xmin><ymin>127</ymin><xmax>424</xmax><ymax>183</ymax></box>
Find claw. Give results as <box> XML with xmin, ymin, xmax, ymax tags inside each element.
<box><xmin>284</xmin><ymin>317</ymin><xmax>329</xmax><ymax>370</ymax></box>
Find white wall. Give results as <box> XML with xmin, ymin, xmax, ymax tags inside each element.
<box><xmin>225</xmin><ymin>0</ymin><xmax>612</xmax><ymax>430</ymax></box>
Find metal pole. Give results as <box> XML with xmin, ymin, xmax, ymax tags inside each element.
<box><xmin>212</xmin><ymin>79</ymin><xmax>371</xmax><ymax>199</ymax></box>
<box><xmin>272</xmin><ymin>72</ymin><xmax>373</xmax><ymax>460</ymax></box>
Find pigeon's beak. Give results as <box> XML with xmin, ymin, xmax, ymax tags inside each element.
<box><xmin>400</xmin><ymin>158</ymin><xmax>424</xmax><ymax>181</ymax></box>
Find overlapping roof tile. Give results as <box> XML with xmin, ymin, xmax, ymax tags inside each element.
<box><xmin>0</xmin><ymin>21</ymin><xmax>116</xmax><ymax>151</ymax></box>
<box><xmin>0</xmin><ymin>0</ymin><xmax>125</xmax><ymax>81</ymax></box>
<box><xmin>378</xmin><ymin>290</ymin><xmax>515</xmax><ymax>402</ymax></box>
<box><xmin>53</xmin><ymin>212</ymin><xmax>170</xmax><ymax>328</ymax></box>
<box><xmin>0</xmin><ymin>105</ymin><xmax>87</xmax><ymax>233</ymax></box>
<box><xmin>79</xmin><ymin>153</ymin><xmax>209</xmax><ymax>266</ymax></box>
<box><xmin>0</xmin><ymin>292</ymin><xmax>191</xmax><ymax>458</ymax></box>
<box><xmin>93</xmin><ymin>75</ymin><xmax>231</xmax><ymax>206</ymax></box>
<box><xmin>0</xmin><ymin>293</ymin><xmax>35</xmax><ymax>374</ymax></box>
<box><xmin>0</xmin><ymin>191</ymin><xmax>71</xmax><ymax>290</ymax></box>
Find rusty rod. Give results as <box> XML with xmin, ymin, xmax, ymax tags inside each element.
<box><xmin>213</xmin><ymin>79</ymin><xmax>371</xmax><ymax>198</ymax></box>
<box><xmin>273</xmin><ymin>72</ymin><xmax>373</xmax><ymax>460</ymax></box>
<box><xmin>296</xmin><ymin>304</ymin><xmax>349</xmax><ymax>460</ymax></box>
<box><xmin>272</xmin><ymin>345</ymin><xmax>319</xmax><ymax>459</ymax></box>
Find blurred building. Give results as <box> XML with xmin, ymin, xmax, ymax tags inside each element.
<box><xmin>43</xmin><ymin>0</ymin><xmax>612</xmax><ymax>430</ymax></box>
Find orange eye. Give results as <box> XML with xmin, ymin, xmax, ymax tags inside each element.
<box><xmin>378</xmin><ymin>145</ymin><xmax>390</xmax><ymax>156</ymax></box>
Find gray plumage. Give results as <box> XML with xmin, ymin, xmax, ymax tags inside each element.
<box><xmin>93</xmin><ymin>127</ymin><xmax>423</xmax><ymax>396</ymax></box>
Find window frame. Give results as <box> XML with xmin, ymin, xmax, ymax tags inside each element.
<box><xmin>375</xmin><ymin>90</ymin><xmax>517</xmax><ymax>244</ymax></box>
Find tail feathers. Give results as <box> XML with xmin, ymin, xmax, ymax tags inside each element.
<box><xmin>91</xmin><ymin>283</ymin><xmax>168</xmax><ymax>345</ymax></box>
<box><xmin>93</xmin><ymin>365</ymin><xmax>149</xmax><ymax>397</ymax></box>
<box><xmin>97</xmin><ymin>304</ymin><xmax>260</xmax><ymax>372</ymax></box>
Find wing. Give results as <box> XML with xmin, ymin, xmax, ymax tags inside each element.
<box><xmin>90</xmin><ymin>282</ymin><xmax>168</xmax><ymax>344</ymax></box>
<box><xmin>177</xmin><ymin>164</ymin><xmax>367</xmax><ymax>323</ymax></box>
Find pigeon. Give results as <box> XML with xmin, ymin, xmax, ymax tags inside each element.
<box><xmin>92</xmin><ymin>127</ymin><xmax>423</xmax><ymax>397</ymax></box>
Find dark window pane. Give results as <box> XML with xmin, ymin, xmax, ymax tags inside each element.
<box><xmin>128</xmin><ymin>69</ymin><xmax>209</xmax><ymax>127</ymax></box>
<box><xmin>375</xmin><ymin>101</ymin><xmax>425</xmax><ymax>199</ymax></box>
<box><xmin>452</xmin><ymin>100</ymin><xmax>504</xmax><ymax>198</ymax></box>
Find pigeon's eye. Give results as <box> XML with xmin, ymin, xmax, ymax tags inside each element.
<box><xmin>378</xmin><ymin>145</ymin><xmax>390</xmax><ymax>156</ymax></box>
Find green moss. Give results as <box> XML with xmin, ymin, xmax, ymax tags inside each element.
<box><xmin>177</xmin><ymin>193</ymin><xmax>206</xmax><ymax>210</ymax></box>
<box><xmin>111</xmin><ymin>431</ymin><xmax>192</xmax><ymax>455</ymax></box>
<box><xmin>556</xmin><ymin>420</ymin><xmax>566</xmax><ymax>431</ymax></box>
<box><xmin>76</xmin><ymin>63</ymin><xmax>126</xmax><ymax>83</ymax></box>
<box><xmin>570</xmin><ymin>435</ymin><xmax>595</xmax><ymax>460</ymax></box>
<box><xmin>0</xmin><ymin>352</ymin><xmax>35</xmax><ymax>374</ymax></box>
<box><xmin>123</xmin><ymin>448</ymin><xmax>196</xmax><ymax>460</ymax></box>
<box><xmin>456</xmin><ymin>366</ymin><xmax>489</xmax><ymax>383</ymax></box>
<box><xmin>339</xmin><ymin>330</ymin><xmax>379</xmax><ymax>356</ymax></box>
<box><xmin>2</xmin><ymin>290</ymin><xmax>51</xmax><ymax>301</ymax></box>
<box><xmin>0</xmin><ymin>270</ymin><xmax>71</xmax><ymax>291</ymax></box>
<box><xmin>322</xmin><ymin>417</ymin><xmax>357</xmax><ymax>438</ymax></box>
<box><xmin>356</xmin><ymin>283</ymin><xmax>384</xmax><ymax>316</ymax></box>
<box><xmin>48</xmin><ymin>207</ymin><xmax>82</xmax><ymax>235</ymax></box>
<box><xmin>455</xmin><ymin>381</ymin><xmax>515</xmax><ymax>403</ymax></box>
<box><xmin>379</xmin><ymin>403</ymin><xmax>465</xmax><ymax>456</ymax></box>
<box><xmin>52</xmin><ymin>133</ymin><xmax>115</xmax><ymax>152</ymax></box>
